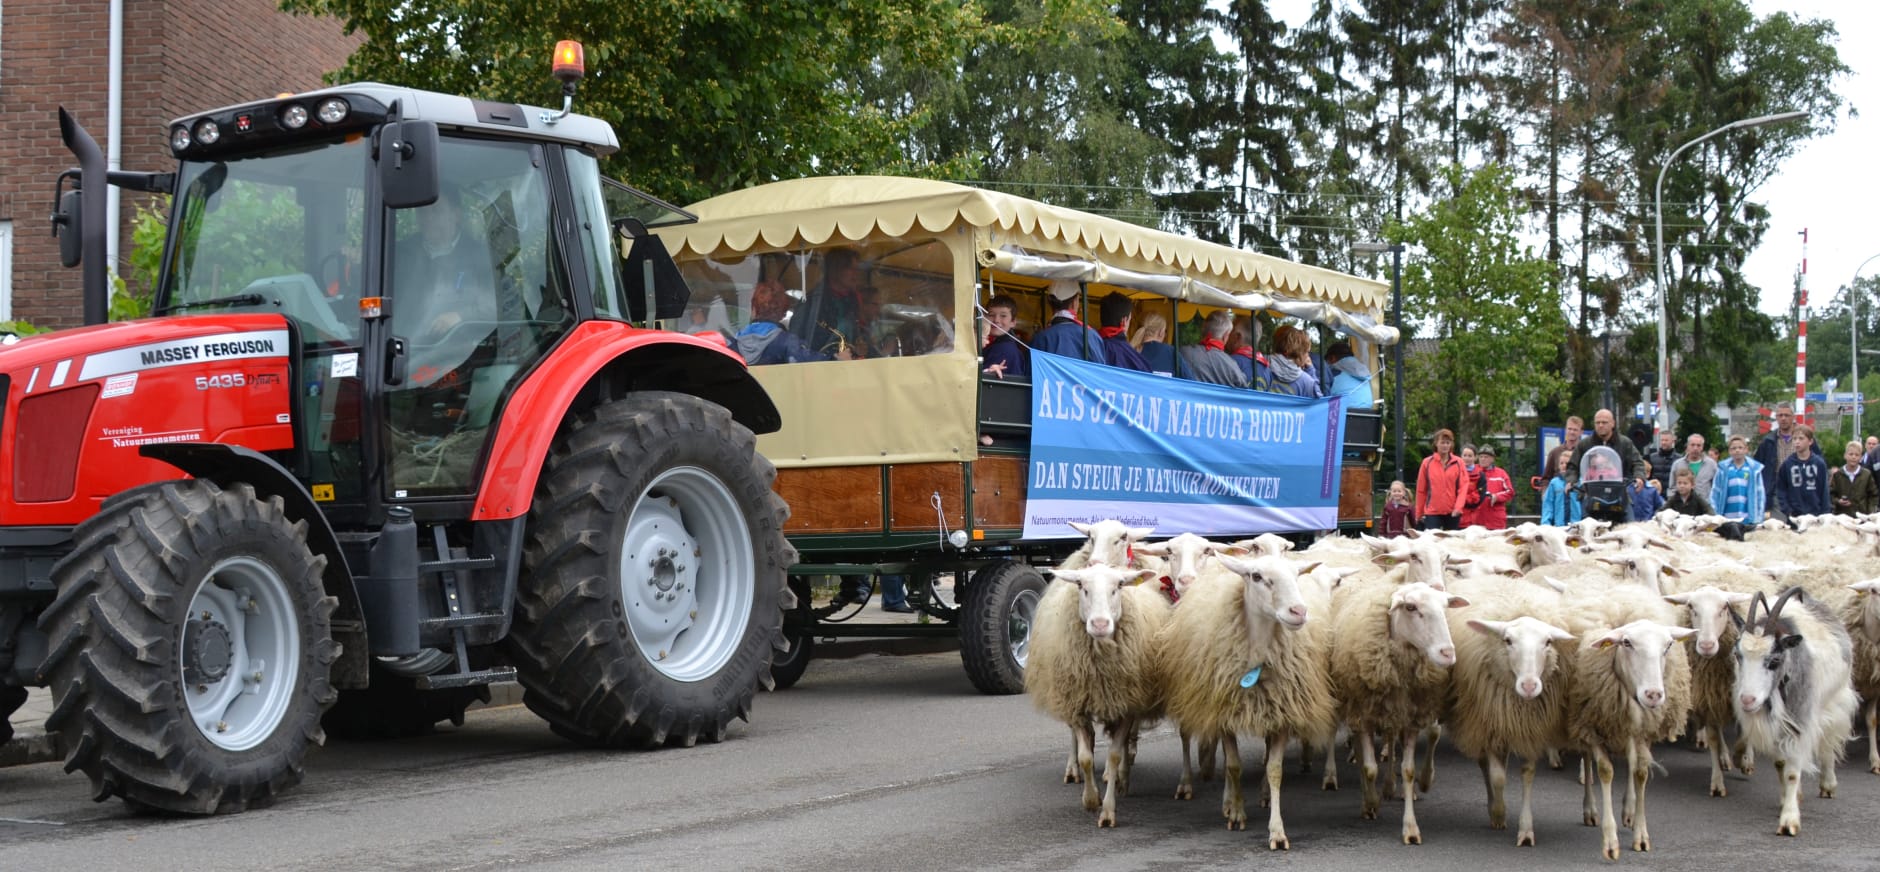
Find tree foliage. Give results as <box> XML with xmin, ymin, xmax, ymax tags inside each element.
<box><xmin>1395</xmin><ymin>165</ymin><xmax>1566</xmax><ymax>443</ymax></box>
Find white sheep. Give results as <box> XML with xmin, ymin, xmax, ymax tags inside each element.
<box><xmin>1130</xmin><ymin>533</ymin><xmax>1249</xmax><ymax>793</ymax></box>
<box><xmin>1844</xmin><ymin>579</ymin><xmax>1880</xmax><ymax>776</ymax></box>
<box><xmin>1062</xmin><ymin>520</ymin><xmax>1155</xmax><ymax>570</ymax></box>
<box><xmin>1663</xmin><ymin>582</ymin><xmax>1762</xmax><ymax>796</ymax></box>
<box><xmin>1328</xmin><ymin>576</ymin><xmax>1468</xmax><ymax>844</ymax></box>
<box><xmin>1734</xmin><ymin>587</ymin><xmax>1859</xmax><ymax>837</ymax></box>
<box><xmin>1024</xmin><ymin>564</ymin><xmax>1168</xmax><ymax>827</ymax></box>
<box><xmin>1561</xmin><ymin>583</ymin><xmax>1695</xmax><ymax>859</ymax></box>
<box><xmin>1444</xmin><ymin>578</ymin><xmax>1574</xmax><ymax>847</ymax></box>
<box><xmin>1158</xmin><ymin>554</ymin><xmax>1337</xmax><ymax>850</ymax></box>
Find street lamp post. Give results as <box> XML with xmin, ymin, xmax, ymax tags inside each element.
<box><xmin>1654</xmin><ymin>110</ymin><xmax>1808</xmax><ymax>438</ymax></box>
<box><xmin>1354</xmin><ymin>241</ymin><xmax>1406</xmax><ymax>481</ymax></box>
<box><xmin>1850</xmin><ymin>254</ymin><xmax>1880</xmax><ymax>440</ymax></box>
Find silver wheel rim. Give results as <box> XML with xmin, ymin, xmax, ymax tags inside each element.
<box><xmin>619</xmin><ymin>467</ymin><xmax>755</xmax><ymax>682</ymax></box>
<box><xmin>182</xmin><ymin>556</ymin><xmax>302</xmax><ymax>752</ymax></box>
<box><xmin>1010</xmin><ymin>587</ymin><xmax>1041</xmax><ymax>669</ymax></box>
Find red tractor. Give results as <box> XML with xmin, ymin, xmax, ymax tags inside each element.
<box><xmin>0</xmin><ymin>51</ymin><xmax>792</xmax><ymax>813</ymax></box>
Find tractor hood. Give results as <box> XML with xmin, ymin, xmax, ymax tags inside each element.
<box><xmin>0</xmin><ymin>314</ymin><xmax>294</xmax><ymax>392</ymax></box>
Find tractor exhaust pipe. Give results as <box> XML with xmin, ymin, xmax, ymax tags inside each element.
<box><xmin>59</xmin><ymin>108</ymin><xmax>110</xmax><ymax>326</ymax></box>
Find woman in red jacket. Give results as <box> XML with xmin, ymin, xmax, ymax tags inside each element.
<box><xmin>1414</xmin><ymin>429</ymin><xmax>1470</xmax><ymax>530</ymax></box>
<box><xmin>1474</xmin><ymin>444</ymin><xmax>1515</xmax><ymax>530</ymax></box>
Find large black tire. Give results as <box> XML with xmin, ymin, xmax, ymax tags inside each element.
<box><xmin>37</xmin><ymin>480</ymin><xmax>339</xmax><ymax>814</ymax></box>
<box><xmin>768</xmin><ymin>633</ymin><xmax>814</xmax><ymax>691</ymax></box>
<box><xmin>0</xmin><ymin>683</ymin><xmax>26</xmax><ymax>748</ymax></box>
<box><xmin>959</xmin><ymin>561</ymin><xmax>1047</xmax><ymax>695</ymax></box>
<box><xmin>505</xmin><ymin>392</ymin><xmax>792</xmax><ymax>748</ymax></box>
<box><xmin>321</xmin><ymin>668</ymin><xmax>489</xmax><ymax>740</ymax></box>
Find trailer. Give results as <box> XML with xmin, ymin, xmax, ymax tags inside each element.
<box><xmin>656</xmin><ymin>177</ymin><xmax>1394</xmax><ymax>691</ymax></box>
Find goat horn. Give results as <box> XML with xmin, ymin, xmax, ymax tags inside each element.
<box><xmin>1766</xmin><ymin>586</ymin><xmax>1805</xmax><ymax>623</ymax></box>
<box><xmin>1746</xmin><ymin>591</ymin><xmax>1767</xmax><ymax>631</ymax></box>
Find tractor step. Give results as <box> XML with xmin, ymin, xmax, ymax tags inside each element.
<box><xmin>415</xmin><ymin>666</ymin><xmax>517</xmax><ymax>690</ymax></box>
<box><xmin>419</xmin><ymin>555</ymin><xmax>498</xmax><ymax>574</ymax></box>
<box><xmin>422</xmin><ymin>613</ymin><xmax>506</xmax><ymax>631</ymax></box>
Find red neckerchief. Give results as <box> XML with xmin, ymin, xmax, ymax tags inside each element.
<box><xmin>1159</xmin><ymin>576</ymin><xmax>1180</xmax><ymax>603</ymax></box>
<box><xmin>1200</xmin><ymin>337</ymin><xmax>1226</xmax><ymax>353</ymax></box>
<box><xmin>1232</xmin><ymin>346</ymin><xmax>1253</xmax><ymax>359</ymax></box>
<box><xmin>1098</xmin><ymin>326</ymin><xmax>1127</xmax><ymax>339</ymax></box>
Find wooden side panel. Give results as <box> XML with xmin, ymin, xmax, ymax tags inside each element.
<box><xmin>887</xmin><ymin>462</ymin><xmax>968</xmax><ymax>531</ymax></box>
<box><xmin>971</xmin><ymin>456</ymin><xmax>1027</xmax><ymax>529</ymax></box>
<box><xmin>1339</xmin><ymin>462</ymin><xmax>1374</xmax><ymax>524</ymax></box>
<box><xmin>774</xmin><ymin>466</ymin><xmax>884</xmax><ymax>533</ymax></box>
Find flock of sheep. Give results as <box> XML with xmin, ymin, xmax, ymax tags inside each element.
<box><xmin>1023</xmin><ymin>514</ymin><xmax>1880</xmax><ymax>859</ymax></box>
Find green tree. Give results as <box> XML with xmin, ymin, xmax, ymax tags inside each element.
<box><xmin>1395</xmin><ymin>165</ymin><xmax>1567</xmax><ymax>443</ymax></box>
<box><xmin>282</xmin><ymin>0</ymin><xmax>985</xmax><ymax>205</ymax></box>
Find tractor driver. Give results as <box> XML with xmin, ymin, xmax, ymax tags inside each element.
<box><xmin>393</xmin><ymin>187</ymin><xmax>500</xmax><ymax>384</ymax></box>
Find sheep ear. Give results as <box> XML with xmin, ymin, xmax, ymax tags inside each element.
<box><xmin>1051</xmin><ymin>568</ymin><xmax>1083</xmax><ymax>585</ymax></box>
<box><xmin>1445</xmin><ymin>595</ymin><xmax>1471</xmax><ymax>609</ymax></box>
<box><xmin>1725</xmin><ymin>591</ymin><xmax>1754</xmax><ymax>605</ymax></box>
<box><xmin>1648</xmin><ymin>538</ymin><xmax>1676</xmax><ymax>552</ymax></box>
<box><xmin>1667</xmin><ymin>626</ymin><xmax>1698</xmax><ymax>642</ymax></box>
<box><xmin>1126</xmin><ymin>526</ymin><xmax>1155</xmax><ymax>542</ymax></box>
<box><xmin>1593</xmin><ymin>630</ymin><xmax>1623</xmax><ymax>650</ymax></box>
<box><xmin>1662</xmin><ymin>593</ymin><xmax>1691</xmax><ymax>605</ymax></box>
<box><xmin>1545</xmin><ymin>624</ymin><xmax>1576</xmax><ymax>643</ymax></box>
<box><xmin>1217</xmin><ymin>544</ymin><xmax>1251</xmax><ymax>557</ymax></box>
<box><xmin>1371</xmin><ymin>553</ymin><xmax>1402</xmax><ymax>567</ymax></box>
<box><xmin>1403</xmin><ymin>528</ymin><xmax>1422</xmax><ymax>539</ymax></box>
<box><xmin>1565</xmin><ymin>535</ymin><xmax>1584</xmax><ymax>547</ymax></box>
<box><xmin>1466</xmin><ymin>618</ymin><xmax>1505</xmax><ymax>637</ymax></box>
<box><xmin>1297</xmin><ymin>561</ymin><xmax>1322</xmax><ymax>575</ymax></box>
<box><xmin>1132</xmin><ymin>541</ymin><xmax>1170</xmax><ymax>556</ymax></box>
<box><xmin>1661</xmin><ymin>564</ymin><xmax>1686</xmax><ymax>576</ymax></box>
<box><xmin>1068</xmin><ymin>521</ymin><xmax>1092</xmax><ymax>536</ymax></box>
<box><xmin>1543</xmin><ymin>578</ymin><xmax>1568</xmax><ymax>593</ymax></box>
<box><xmin>1446</xmin><ymin>555</ymin><xmax>1474</xmax><ymax>566</ymax></box>
<box><xmin>1131</xmin><ymin>569</ymin><xmax>1159</xmax><ymax>585</ymax></box>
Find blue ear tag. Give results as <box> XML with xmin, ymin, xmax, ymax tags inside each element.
<box><xmin>1239</xmin><ymin>665</ymin><xmax>1263</xmax><ymax>688</ymax></box>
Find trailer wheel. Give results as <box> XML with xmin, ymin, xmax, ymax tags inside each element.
<box><xmin>37</xmin><ymin>480</ymin><xmax>338</xmax><ymax>814</ymax></box>
<box><xmin>959</xmin><ymin>561</ymin><xmax>1047</xmax><ymax>694</ymax></box>
<box><xmin>768</xmin><ymin>632</ymin><xmax>815</xmax><ymax>691</ymax></box>
<box><xmin>506</xmin><ymin>392</ymin><xmax>792</xmax><ymax>747</ymax></box>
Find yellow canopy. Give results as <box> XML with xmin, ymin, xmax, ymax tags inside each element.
<box><xmin>661</xmin><ymin>176</ymin><xmax>1389</xmax><ymax>312</ymax></box>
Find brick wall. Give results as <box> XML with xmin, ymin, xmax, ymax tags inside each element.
<box><xmin>0</xmin><ymin>0</ymin><xmax>360</xmax><ymax>328</ymax></box>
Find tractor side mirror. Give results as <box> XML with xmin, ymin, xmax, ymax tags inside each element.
<box><xmin>378</xmin><ymin>120</ymin><xmax>440</xmax><ymax>209</ymax></box>
<box><xmin>55</xmin><ymin>188</ymin><xmax>83</xmax><ymax>268</ymax></box>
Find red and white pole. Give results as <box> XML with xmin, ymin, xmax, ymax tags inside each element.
<box><xmin>1796</xmin><ymin>228</ymin><xmax>1810</xmax><ymax>425</ymax></box>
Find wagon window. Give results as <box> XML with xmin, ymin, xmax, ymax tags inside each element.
<box><xmin>677</xmin><ymin>239</ymin><xmax>955</xmax><ymax>366</ymax></box>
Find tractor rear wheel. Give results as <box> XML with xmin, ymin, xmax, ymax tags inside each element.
<box><xmin>37</xmin><ymin>480</ymin><xmax>338</xmax><ymax>813</ymax></box>
<box><xmin>506</xmin><ymin>392</ymin><xmax>792</xmax><ymax>747</ymax></box>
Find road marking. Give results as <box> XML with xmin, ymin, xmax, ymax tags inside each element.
<box><xmin>0</xmin><ymin>817</ymin><xmax>65</xmax><ymax>826</ymax></box>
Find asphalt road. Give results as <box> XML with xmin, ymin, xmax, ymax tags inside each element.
<box><xmin>3</xmin><ymin>651</ymin><xmax>1878</xmax><ymax>871</ymax></box>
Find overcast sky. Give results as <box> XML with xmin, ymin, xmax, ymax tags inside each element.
<box><xmin>1741</xmin><ymin>0</ymin><xmax>1873</xmax><ymax>317</ymax></box>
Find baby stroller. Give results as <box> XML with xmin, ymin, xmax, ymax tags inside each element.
<box><xmin>1578</xmin><ymin>445</ymin><xmax>1629</xmax><ymax>523</ymax></box>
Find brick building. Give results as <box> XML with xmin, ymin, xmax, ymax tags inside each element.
<box><xmin>0</xmin><ymin>0</ymin><xmax>359</xmax><ymax>328</ymax></box>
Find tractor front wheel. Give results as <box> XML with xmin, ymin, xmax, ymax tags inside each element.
<box><xmin>37</xmin><ymin>480</ymin><xmax>338</xmax><ymax>813</ymax></box>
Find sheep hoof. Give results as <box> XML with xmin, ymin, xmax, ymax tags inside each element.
<box><xmin>1064</xmin><ymin>771</ymin><xmax>1081</xmax><ymax>784</ymax></box>
<box><xmin>1402</xmin><ymin>827</ymin><xmax>1422</xmax><ymax>846</ymax></box>
<box><xmin>1082</xmin><ymin>792</ymin><xmax>1100</xmax><ymax>812</ymax></box>
<box><xmin>1516</xmin><ymin>831</ymin><xmax>1535</xmax><ymax>847</ymax></box>
<box><xmin>1268</xmin><ymin>833</ymin><xmax>1290</xmax><ymax>851</ymax></box>
<box><xmin>1583</xmin><ymin>812</ymin><xmax>1598</xmax><ymax>827</ymax></box>
<box><xmin>1489</xmin><ymin>817</ymin><xmax>1506</xmax><ymax>831</ymax></box>
<box><xmin>1778</xmin><ymin>821</ymin><xmax>1798</xmax><ymax>837</ymax></box>
<box><xmin>1098</xmin><ymin>810</ymin><xmax>1117</xmax><ymax>828</ymax></box>
<box><xmin>1633</xmin><ymin>834</ymin><xmax>1650</xmax><ymax>852</ymax></box>
<box><xmin>1710</xmin><ymin>784</ymin><xmax>1726</xmax><ymax>798</ymax></box>
<box><xmin>1174</xmin><ymin>784</ymin><xmax>1193</xmax><ymax>801</ymax></box>
<box><xmin>1226</xmin><ymin>817</ymin><xmax>1246</xmax><ymax>831</ymax></box>
<box><xmin>1603</xmin><ymin>841</ymin><xmax>1621</xmax><ymax>860</ymax></box>
<box><xmin>1361</xmin><ymin>805</ymin><xmax>1379</xmax><ymax>821</ymax></box>
<box><xmin>1322</xmin><ymin>775</ymin><xmax>1338</xmax><ymax>791</ymax></box>
<box><xmin>1869</xmin><ymin>763</ymin><xmax>1880</xmax><ymax>776</ymax></box>
<box><xmin>1819</xmin><ymin>786</ymin><xmax>1834</xmax><ymax>799</ymax></box>
<box><xmin>1740</xmin><ymin>763</ymin><xmax>1755</xmax><ymax>776</ymax></box>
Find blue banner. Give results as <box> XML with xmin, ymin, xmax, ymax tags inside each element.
<box><xmin>1022</xmin><ymin>350</ymin><xmax>1347</xmax><ymax>539</ymax></box>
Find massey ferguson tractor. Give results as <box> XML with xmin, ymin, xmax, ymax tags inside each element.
<box><xmin>0</xmin><ymin>45</ymin><xmax>793</xmax><ymax>813</ymax></box>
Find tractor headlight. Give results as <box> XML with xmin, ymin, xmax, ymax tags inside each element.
<box><xmin>280</xmin><ymin>103</ymin><xmax>309</xmax><ymax>129</ymax></box>
<box><xmin>316</xmin><ymin>98</ymin><xmax>350</xmax><ymax>124</ymax></box>
<box><xmin>194</xmin><ymin>119</ymin><xmax>221</xmax><ymax>145</ymax></box>
<box><xmin>170</xmin><ymin>125</ymin><xmax>193</xmax><ymax>152</ymax></box>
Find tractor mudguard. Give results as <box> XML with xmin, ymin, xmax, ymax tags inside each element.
<box><xmin>471</xmin><ymin>321</ymin><xmax>778</xmax><ymax>522</ymax></box>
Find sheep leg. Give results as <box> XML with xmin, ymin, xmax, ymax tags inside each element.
<box><xmin>1515</xmin><ymin>755</ymin><xmax>1539</xmax><ymax>847</ymax></box>
<box><xmin>1631</xmin><ymin>738</ymin><xmax>1653</xmax><ymax>852</ymax></box>
<box><xmin>1257</xmin><ymin>737</ymin><xmax>1271</xmax><ymax>809</ymax></box>
<box><xmin>1221</xmin><ymin>732</ymin><xmax>1247</xmax><ymax>830</ymax></box>
<box><xmin>1868</xmin><ymin>698</ymin><xmax>1879</xmax><ymax>775</ymax></box>
<box><xmin>1198</xmin><ymin>735</ymin><xmax>1218</xmax><ymax>782</ymax></box>
<box><xmin>1580</xmin><ymin>756</ymin><xmax>1597</xmax><ymax>826</ymax></box>
<box><xmin>1546</xmin><ymin>746</ymin><xmax>1563</xmax><ymax>771</ymax></box>
<box><xmin>1064</xmin><ymin>726</ymin><xmax>1083</xmax><ymax>784</ymax></box>
<box><xmin>1482</xmin><ymin>754</ymin><xmax>1507</xmax><ymax>830</ymax></box>
<box><xmin>1074</xmin><ymin>721</ymin><xmax>1099</xmax><ymax>812</ymax></box>
<box><xmin>1776</xmin><ymin>756</ymin><xmax>1800</xmax><ymax>836</ymax></box>
<box><xmin>1359</xmin><ymin>730</ymin><xmax>1381</xmax><ymax>820</ymax></box>
<box><xmin>1322</xmin><ymin>739</ymin><xmax>1339</xmax><ymax>790</ymax></box>
<box><xmin>1734</xmin><ymin>733</ymin><xmax>1755</xmax><ymax>775</ymax></box>
<box><xmin>1097</xmin><ymin>717</ymin><xmax>1133</xmax><ymax>828</ymax></box>
<box><xmin>1707</xmin><ymin>725</ymin><xmax>1728</xmax><ymax>797</ymax></box>
<box><xmin>1819</xmin><ymin>739</ymin><xmax>1839</xmax><ymax>799</ymax></box>
<box><xmin>1175</xmin><ymin>729</ymin><xmax>1196</xmax><ymax>800</ymax></box>
<box><xmin>1621</xmin><ymin>740</ymin><xmax>1636</xmax><ymax>829</ymax></box>
<box><xmin>1400</xmin><ymin>730</ymin><xmax>1422</xmax><ymax>845</ymax></box>
<box><xmin>1298</xmin><ymin>736</ymin><xmax>1313</xmax><ymax>775</ymax></box>
<box><xmin>1120</xmin><ymin>723</ymin><xmax>1139</xmax><ymax>797</ymax></box>
<box><xmin>1594</xmin><ymin>745</ymin><xmax>1620</xmax><ymax>860</ymax></box>
<box><xmin>1267</xmin><ymin>730</ymin><xmax>1291</xmax><ymax>850</ymax></box>
<box><xmin>1416</xmin><ymin>724</ymin><xmax>1439</xmax><ymax>794</ymax></box>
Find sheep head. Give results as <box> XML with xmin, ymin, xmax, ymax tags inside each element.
<box><xmin>1389</xmin><ymin>581</ymin><xmax>1467</xmax><ymax>667</ymax></box>
<box><xmin>1134</xmin><ymin>533</ymin><xmax>1247</xmax><ymax>597</ymax></box>
<box><xmin>1216</xmin><ymin>554</ymin><xmax>1310</xmax><ymax>630</ymax></box>
<box><xmin>1663</xmin><ymin>585</ymin><xmax>1754</xmax><ymax>658</ymax></box>
<box><xmin>1466</xmin><ymin>616</ymin><xmax>1574</xmax><ymax>699</ymax></box>
<box><xmin>1050</xmin><ymin>566</ymin><xmax>1156</xmax><ymax>641</ymax></box>
<box><xmin>1068</xmin><ymin>520</ymin><xmax>1154</xmax><ymax>568</ymax></box>
<box><xmin>1594</xmin><ymin>620</ymin><xmax>1696</xmax><ymax>710</ymax></box>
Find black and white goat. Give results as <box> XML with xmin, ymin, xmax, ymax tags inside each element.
<box><xmin>1732</xmin><ymin>587</ymin><xmax>1859</xmax><ymax>837</ymax></box>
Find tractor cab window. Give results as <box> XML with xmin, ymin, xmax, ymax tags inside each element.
<box><xmin>165</xmin><ymin>138</ymin><xmax>367</xmax><ymax>346</ymax></box>
<box><xmin>678</xmin><ymin>239</ymin><xmax>956</xmax><ymax>365</ymax></box>
<box><xmin>383</xmin><ymin>137</ymin><xmax>574</xmax><ymax>498</ymax></box>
